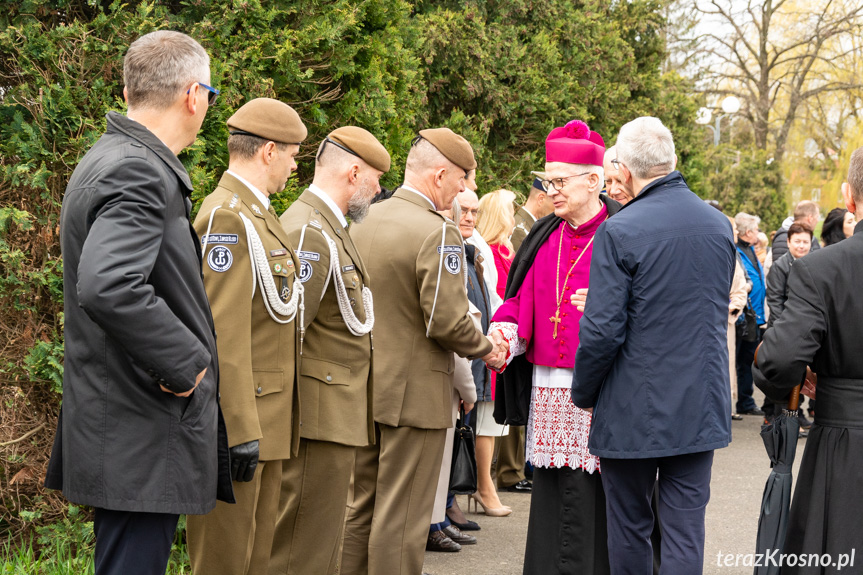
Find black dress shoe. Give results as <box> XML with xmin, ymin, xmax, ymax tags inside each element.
<box><xmin>446</xmin><ymin>510</ymin><xmax>480</xmax><ymax>531</ymax></box>
<box><xmin>504</xmin><ymin>479</ymin><xmax>532</xmax><ymax>493</ymax></box>
<box><xmin>739</xmin><ymin>408</ymin><xmax>765</xmax><ymax>416</ymax></box>
<box><xmin>731</xmin><ymin>413</ymin><xmax>743</xmax><ymax>421</ymax></box>
<box><xmin>442</xmin><ymin>524</ymin><xmax>477</xmax><ymax>545</ymax></box>
<box><xmin>426</xmin><ymin>530</ymin><xmax>461</xmax><ymax>552</ymax></box>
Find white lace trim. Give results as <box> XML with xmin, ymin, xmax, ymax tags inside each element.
<box><xmin>526</xmin><ymin>385</ymin><xmax>600</xmax><ymax>473</ymax></box>
<box><xmin>488</xmin><ymin>321</ymin><xmax>526</xmax><ymax>366</ymax></box>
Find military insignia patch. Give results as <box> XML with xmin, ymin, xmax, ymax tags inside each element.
<box><xmin>297</xmin><ymin>250</ymin><xmax>321</xmax><ymax>261</ymax></box>
<box><xmin>445</xmin><ymin>253</ymin><xmax>461</xmax><ymax>274</ymax></box>
<box><xmin>201</xmin><ymin>234</ymin><xmax>239</xmax><ymax>245</ymax></box>
<box><xmin>251</xmin><ymin>204</ymin><xmax>263</xmax><ymax>215</ymax></box>
<box><xmin>207</xmin><ymin>246</ymin><xmax>233</xmax><ymax>273</ymax></box>
<box><xmin>342</xmin><ymin>264</ymin><xmax>356</xmax><ymax>272</ymax></box>
<box><xmin>274</xmin><ymin>263</ymin><xmax>283</xmax><ymax>273</ymax></box>
<box><xmin>270</xmin><ymin>249</ymin><xmax>288</xmax><ymax>257</ymax></box>
<box><xmin>299</xmin><ymin>260</ymin><xmax>313</xmax><ymax>282</ymax></box>
<box><xmin>437</xmin><ymin>245</ymin><xmax>463</xmax><ymax>254</ymax></box>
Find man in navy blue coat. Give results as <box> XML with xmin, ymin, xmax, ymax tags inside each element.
<box><xmin>572</xmin><ymin>117</ymin><xmax>735</xmax><ymax>575</ymax></box>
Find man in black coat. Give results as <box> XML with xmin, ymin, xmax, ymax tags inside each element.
<box><xmin>44</xmin><ymin>31</ymin><xmax>233</xmax><ymax>575</ymax></box>
<box><xmin>753</xmin><ymin>148</ymin><xmax>863</xmax><ymax>572</ymax></box>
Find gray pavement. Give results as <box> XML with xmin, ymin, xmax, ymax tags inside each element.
<box><xmin>423</xmin><ymin>390</ymin><xmax>807</xmax><ymax>575</ymax></box>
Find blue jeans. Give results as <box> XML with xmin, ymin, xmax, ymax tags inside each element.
<box><xmin>735</xmin><ymin>326</ymin><xmax>762</xmax><ymax>413</ymax></box>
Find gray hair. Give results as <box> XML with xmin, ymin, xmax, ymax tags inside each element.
<box><xmin>615</xmin><ymin>117</ymin><xmax>676</xmax><ymax>180</ymax></box>
<box><xmin>735</xmin><ymin>212</ymin><xmax>761</xmax><ymax>235</ymax></box>
<box><xmin>124</xmin><ymin>30</ymin><xmax>210</xmax><ymax>110</ymax></box>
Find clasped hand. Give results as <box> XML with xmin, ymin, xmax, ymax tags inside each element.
<box><xmin>482</xmin><ymin>330</ymin><xmax>509</xmax><ymax>370</ymax></box>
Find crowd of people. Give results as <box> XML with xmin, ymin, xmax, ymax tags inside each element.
<box><xmin>42</xmin><ymin>29</ymin><xmax>863</xmax><ymax>575</ymax></box>
<box><xmin>727</xmin><ymin>200</ymin><xmax>856</xmax><ymax>434</ymax></box>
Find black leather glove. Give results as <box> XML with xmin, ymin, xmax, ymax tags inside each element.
<box><xmin>229</xmin><ymin>440</ymin><xmax>259</xmax><ymax>482</ymax></box>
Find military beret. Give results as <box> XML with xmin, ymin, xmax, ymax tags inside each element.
<box><xmin>227</xmin><ymin>98</ymin><xmax>307</xmax><ymax>145</ymax></box>
<box><xmin>418</xmin><ymin>128</ymin><xmax>477</xmax><ymax>172</ymax></box>
<box><xmin>327</xmin><ymin>126</ymin><xmax>391</xmax><ymax>172</ymax></box>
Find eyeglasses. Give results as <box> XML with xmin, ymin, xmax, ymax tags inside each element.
<box><xmin>460</xmin><ymin>208</ymin><xmax>479</xmax><ymax>218</ymax></box>
<box><xmin>610</xmin><ymin>158</ymin><xmax>625</xmax><ymax>171</ymax></box>
<box><xmin>540</xmin><ymin>172</ymin><xmax>590</xmax><ymax>192</ymax></box>
<box><xmin>188</xmin><ymin>82</ymin><xmax>219</xmax><ymax>106</ymax></box>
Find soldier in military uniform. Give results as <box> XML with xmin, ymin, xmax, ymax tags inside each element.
<box><xmin>343</xmin><ymin>128</ymin><xmax>508</xmax><ymax>575</ymax></box>
<box><xmin>510</xmin><ymin>176</ymin><xmax>553</xmax><ymax>252</ymax></box>
<box><xmin>268</xmin><ymin>126</ymin><xmax>390</xmax><ymax>575</ymax></box>
<box><xmin>186</xmin><ymin>98</ymin><xmax>306</xmax><ymax>575</ymax></box>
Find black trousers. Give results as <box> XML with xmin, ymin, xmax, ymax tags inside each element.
<box><xmin>94</xmin><ymin>508</ymin><xmax>179</xmax><ymax>575</ymax></box>
<box><xmin>523</xmin><ymin>466</ymin><xmax>610</xmax><ymax>575</ymax></box>
<box><xmin>602</xmin><ymin>451</ymin><xmax>714</xmax><ymax>575</ymax></box>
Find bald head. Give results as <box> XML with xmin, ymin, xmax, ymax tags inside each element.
<box><xmin>405</xmin><ymin>138</ymin><xmax>454</xmax><ymax>174</ymax></box>
<box><xmin>403</xmin><ymin>138</ymin><xmax>468</xmax><ymax>210</ymax></box>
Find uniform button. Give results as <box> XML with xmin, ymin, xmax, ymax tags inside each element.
<box><xmin>326</xmin><ymin>375</ymin><xmax>332</xmax><ymax>382</ymax></box>
<box><xmin>218</xmin><ymin>393</ymin><xmax>221</xmax><ymax>400</ymax></box>
<box><xmin>352</xmin><ymin>281</ymin><xmax>357</xmax><ymax>287</ymax></box>
<box><xmin>314</xmin><ymin>209</ymin><xmax>320</xmax><ymax>214</ymax></box>
<box><xmin>336</xmin><ymin>229</ymin><xmax>341</xmax><ymax>235</ymax></box>
<box><xmin>256</xmin><ymin>387</ymin><xmax>262</xmax><ymax>394</ymax></box>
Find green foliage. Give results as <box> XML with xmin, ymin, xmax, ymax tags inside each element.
<box><xmin>703</xmin><ymin>146</ymin><xmax>787</xmax><ymax>232</ymax></box>
<box><xmin>0</xmin><ymin>0</ymin><xmax>707</xmax><ymax>544</ymax></box>
<box><xmin>22</xmin><ymin>340</ymin><xmax>64</xmax><ymax>395</ymax></box>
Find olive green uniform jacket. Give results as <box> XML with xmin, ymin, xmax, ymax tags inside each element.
<box><xmin>350</xmin><ymin>188</ymin><xmax>493</xmax><ymax>430</ymax></box>
<box><xmin>279</xmin><ymin>189</ymin><xmax>375</xmax><ymax>447</ymax></box>
<box><xmin>193</xmin><ymin>173</ymin><xmax>300</xmax><ymax>461</ymax></box>
<box><xmin>511</xmin><ymin>206</ymin><xmax>536</xmax><ymax>253</ymax></box>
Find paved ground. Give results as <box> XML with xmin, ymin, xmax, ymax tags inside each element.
<box><xmin>423</xmin><ymin>390</ymin><xmax>807</xmax><ymax>575</ymax></box>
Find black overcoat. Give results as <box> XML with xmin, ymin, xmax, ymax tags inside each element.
<box><xmin>754</xmin><ymin>221</ymin><xmax>863</xmax><ymax>566</ymax></box>
<box><xmin>45</xmin><ymin>112</ymin><xmax>234</xmax><ymax>514</ymax></box>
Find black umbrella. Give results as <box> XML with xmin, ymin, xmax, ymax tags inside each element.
<box><xmin>753</xmin><ymin>384</ymin><xmax>801</xmax><ymax>575</ymax></box>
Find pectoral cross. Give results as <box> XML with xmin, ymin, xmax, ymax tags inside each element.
<box><xmin>549</xmin><ymin>310</ymin><xmax>561</xmax><ymax>339</ymax></box>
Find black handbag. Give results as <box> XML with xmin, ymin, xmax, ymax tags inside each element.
<box><xmin>448</xmin><ymin>406</ymin><xmax>477</xmax><ymax>495</ymax></box>
<box><xmin>736</xmin><ymin>297</ymin><xmax>759</xmax><ymax>343</ymax></box>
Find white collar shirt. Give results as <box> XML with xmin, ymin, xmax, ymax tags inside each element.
<box><xmin>227</xmin><ymin>169</ymin><xmax>269</xmax><ymax>210</ymax></box>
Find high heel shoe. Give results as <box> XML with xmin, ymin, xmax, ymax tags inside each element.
<box><xmin>468</xmin><ymin>493</ymin><xmax>512</xmax><ymax>517</ymax></box>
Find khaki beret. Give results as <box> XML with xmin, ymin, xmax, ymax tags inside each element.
<box><xmin>327</xmin><ymin>126</ymin><xmax>391</xmax><ymax>172</ymax></box>
<box><xmin>418</xmin><ymin>128</ymin><xmax>477</xmax><ymax>171</ymax></box>
<box><xmin>227</xmin><ymin>98</ymin><xmax>307</xmax><ymax>144</ymax></box>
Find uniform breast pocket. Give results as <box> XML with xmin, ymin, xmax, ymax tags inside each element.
<box><xmin>301</xmin><ymin>357</ymin><xmax>351</xmax><ymax>386</ymax></box>
<box><xmin>267</xmin><ymin>255</ymin><xmax>296</xmax><ymax>303</ymax></box>
<box><xmin>253</xmin><ymin>368</ymin><xmax>284</xmax><ymax>397</ymax></box>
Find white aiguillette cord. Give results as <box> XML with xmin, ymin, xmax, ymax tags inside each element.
<box><xmin>297</xmin><ymin>223</ymin><xmax>374</xmax><ymax>336</ymax></box>
<box><xmin>202</xmin><ymin>207</ymin><xmax>304</xmax><ymax>327</ymax></box>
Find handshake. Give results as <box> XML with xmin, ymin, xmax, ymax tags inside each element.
<box><xmin>481</xmin><ymin>330</ymin><xmax>510</xmax><ymax>370</ymax></box>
